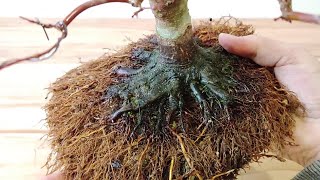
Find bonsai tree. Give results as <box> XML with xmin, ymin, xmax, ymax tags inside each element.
<box><xmin>1</xmin><ymin>0</ymin><xmax>318</xmax><ymax>179</ymax></box>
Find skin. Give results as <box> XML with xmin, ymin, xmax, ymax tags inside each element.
<box><xmin>42</xmin><ymin>34</ymin><xmax>320</xmax><ymax>179</ymax></box>
<box><xmin>219</xmin><ymin>33</ymin><xmax>320</xmax><ymax>167</ymax></box>
<box><xmin>41</xmin><ymin>172</ymin><xmax>63</xmax><ymax>180</ymax></box>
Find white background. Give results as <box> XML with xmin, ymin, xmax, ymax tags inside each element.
<box><xmin>0</xmin><ymin>0</ymin><xmax>319</xmax><ymax>19</ymax></box>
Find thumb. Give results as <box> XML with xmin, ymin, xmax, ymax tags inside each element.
<box><xmin>218</xmin><ymin>33</ymin><xmax>308</xmax><ymax>67</ymax></box>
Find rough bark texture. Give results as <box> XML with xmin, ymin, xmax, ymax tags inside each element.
<box><xmin>149</xmin><ymin>0</ymin><xmax>195</xmax><ymax>62</ymax></box>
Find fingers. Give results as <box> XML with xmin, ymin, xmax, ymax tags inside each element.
<box><xmin>218</xmin><ymin>33</ymin><xmax>310</xmax><ymax>67</ymax></box>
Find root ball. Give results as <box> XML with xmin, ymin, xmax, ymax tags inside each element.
<box><xmin>44</xmin><ymin>17</ymin><xmax>303</xmax><ymax>179</ymax></box>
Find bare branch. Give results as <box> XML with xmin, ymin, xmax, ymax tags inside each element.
<box><xmin>132</xmin><ymin>7</ymin><xmax>151</xmax><ymax>18</ymax></box>
<box><xmin>0</xmin><ymin>19</ymin><xmax>67</xmax><ymax>70</ymax></box>
<box><xmin>0</xmin><ymin>0</ymin><xmax>145</xmax><ymax>70</ymax></box>
<box><xmin>63</xmin><ymin>0</ymin><xmax>131</xmax><ymax>26</ymax></box>
<box><xmin>276</xmin><ymin>0</ymin><xmax>320</xmax><ymax>24</ymax></box>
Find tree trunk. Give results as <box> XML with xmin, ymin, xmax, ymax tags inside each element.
<box><xmin>149</xmin><ymin>0</ymin><xmax>195</xmax><ymax>63</ymax></box>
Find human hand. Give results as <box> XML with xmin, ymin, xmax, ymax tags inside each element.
<box><xmin>40</xmin><ymin>172</ymin><xmax>63</xmax><ymax>180</ymax></box>
<box><xmin>219</xmin><ymin>33</ymin><xmax>320</xmax><ymax>167</ymax></box>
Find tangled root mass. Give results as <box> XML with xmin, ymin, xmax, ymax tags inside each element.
<box><xmin>106</xmin><ymin>42</ymin><xmax>233</xmax><ymax>134</ymax></box>
<box><xmin>45</xmin><ymin>18</ymin><xmax>303</xmax><ymax>179</ymax></box>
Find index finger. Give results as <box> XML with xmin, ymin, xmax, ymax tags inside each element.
<box><xmin>218</xmin><ymin>33</ymin><xmax>314</xmax><ymax>67</ymax></box>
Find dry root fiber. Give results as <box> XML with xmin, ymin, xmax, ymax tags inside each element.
<box><xmin>44</xmin><ymin>17</ymin><xmax>303</xmax><ymax>179</ymax></box>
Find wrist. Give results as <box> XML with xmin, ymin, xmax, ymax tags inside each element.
<box><xmin>303</xmin><ymin>118</ymin><xmax>320</xmax><ymax>166</ymax></box>
<box><xmin>301</xmin><ymin>148</ymin><xmax>320</xmax><ymax>167</ymax></box>
<box><xmin>298</xmin><ymin>120</ymin><xmax>320</xmax><ymax>167</ymax></box>
<box><xmin>287</xmin><ymin>117</ymin><xmax>320</xmax><ymax>167</ymax></box>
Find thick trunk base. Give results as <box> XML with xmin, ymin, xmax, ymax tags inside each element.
<box><xmin>44</xmin><ymin>18</ymin><xmax>303</xmax><ymax>179</ymax></box>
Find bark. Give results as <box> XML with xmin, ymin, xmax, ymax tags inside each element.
<box><xmin>149</xmin><ymin>0</ymin><xmax>195</xmax><ymax>63</ymax></box>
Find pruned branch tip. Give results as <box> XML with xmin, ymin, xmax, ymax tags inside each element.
<box><xmin>0</xmin><ymin>0</ymin><xmax>140</xmax><ymax>70</ymax></box>
<box><xmin>0</xmin><ymin>18</ymin><xmax>67</xmax><ymax>70</ymax></box>
<box><xmin>132</xmin><ymin>7</ymin><xmax>151</xmax><ymax>18</ymax></box>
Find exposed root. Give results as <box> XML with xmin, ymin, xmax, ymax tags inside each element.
<box><xmin>169</xmin><ymin>156</ymin><xmax>175</xmax><ymax>180</ymax></box>
<box><xmin>211</xmin><ymin>169</ymin><xmax>235</xmax><ymax>180</ymax></box>
<box><xmin>195</xmin><ymin>126</ymin><xmax>208</xmax><ymax>143</ymax></box>
<box><xmin>105</xmin><ymin>44</ymin><xmax>233</xmax><ymax>136</ymax></box>
<box><xmin>136</xmin><ymin>139</ymin><xmax>150</xmax><ymax>180</ymax></box>
<box><xmin>171</xmin><ymin>130</ymin><xmax>203</xmax><ymax>180</ymax></box>
<box><xmin>44</xmin><ymin>18</ymin><xmax>304</xmax><ymax>179</ymax></box>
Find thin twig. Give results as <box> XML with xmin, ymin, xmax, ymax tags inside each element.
<box><xmin>0</xmin><ymin>0</ymin><xmax>147</xmax><ymax>70</ymax></box>
<box><xmin>0</xmin><ymin>19</ymin><xmax>67</xmax><ymax>70</ymax></box>
<box><xmin>132</xmin><ymin>7</ymin><xmax>151</xmax><ymax>18</ymax></box>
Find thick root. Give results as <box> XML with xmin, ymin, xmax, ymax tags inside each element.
<box><xmin>105</xmin><ymin>44</ymin><xmax>233</xmax><ymax>137</ymax></box>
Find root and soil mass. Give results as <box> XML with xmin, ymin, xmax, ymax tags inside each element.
<box><xmin>45</xmin><ymin>19</ymin><xmax>303</xmax><ymax>179</ymax></box>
